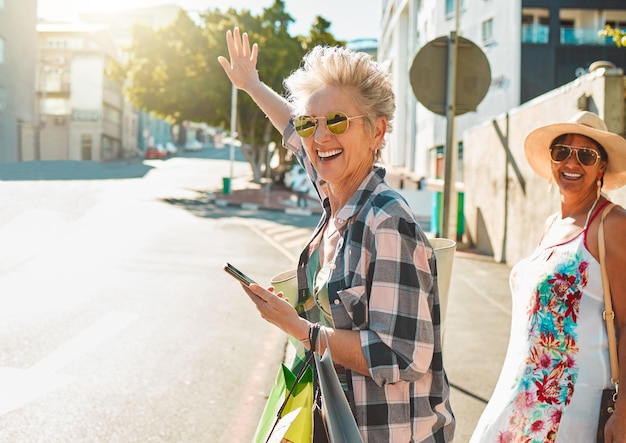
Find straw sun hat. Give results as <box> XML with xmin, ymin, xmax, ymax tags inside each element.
<box><xmin>523</xmin><ymin>111</ymin><xmax>626</xmax><ymax>191</ymax></box>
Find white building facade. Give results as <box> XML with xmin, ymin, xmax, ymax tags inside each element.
<box><xmin>0</xmin><ymin>0</ymin><xmax>38</xmax><ymax>162</ymax></box>
<box><xmin>35</xmin><ymin>23</ymin><xmax>138</xmax><ymax>162</ymax></box>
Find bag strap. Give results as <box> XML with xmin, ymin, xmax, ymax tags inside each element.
<box><xmin>280</xmin><ymin>326</ymin><xmax>319</xmax><ymax>412</ymax></box>
<box><xmin>598</xmin><ymin>203</ymin><xmax>619</xmax><ymax>389</ymax></box>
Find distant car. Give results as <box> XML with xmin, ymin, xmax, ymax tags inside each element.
<box><xmin>164</xmin><ymin>142</ymin><xmax>178</xmax><ymax>156</ymax></box>
<box><xmin>222</xmin><ymin>136</ymin><xmax>242</xmax><ymax>147</ymax></box>
<box><xmin>283</xmin><ymin>163</ymin><xmax>305</xmax><ymax>189</ymax></box>
<box><xmin>145</xmin><ymin>144</ymin><xmax>168</xmax><ymax>159</ymax></box>
<box><xmin>184</xmin><ymin>140</ymin><xmax>203</xmax><ymax>151</ymax></box>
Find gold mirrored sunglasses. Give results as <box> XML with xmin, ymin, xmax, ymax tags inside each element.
<box><xmin>294</xmin><ymin>112</ymin><xmax>364</xmax><ymax>138</ymax></box>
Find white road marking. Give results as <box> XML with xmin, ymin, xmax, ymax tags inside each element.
<box><xmin>245</xmin><ymin>222</ymin><xmax>298</xmax><ymax>263</ymax></box>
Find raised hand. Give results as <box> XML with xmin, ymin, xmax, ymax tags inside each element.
<box><xmin>217</xmin><ymin>28</ymin><xmax>260</xmax><ymax>92</ymax></box>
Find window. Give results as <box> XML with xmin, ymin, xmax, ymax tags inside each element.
<box><xmin>522</xmin><ymin>8</ymin><xmax>550</xmax><ymax>44</ymax></box>
<box><xmin>482</xmin><ymin>18</ymin><xmax>494</xmax><ymax>44</ymax></box>
<box><xmin>81</xmin><ymin>135</ymin><xmax>92</xmax><ymax>160</ymax></box>
<box><xmin>42</xmin><ymin>67</ymin><xmax>65</xmax><ymax>92</ymax></box>
<box><xmin>42</xmin><ymin>98</ymin><xmax>70</xmax><ymax>115</ymax></box>
<box><xmin>46</xmin><ymin>37</ymin><xmax>83</xmax><ymax>50</ymax></box>
<box><xmin>445</xmin><ymin>0</ymin><xmax>465</xmax><ymax>17</ymax></box>
<box><xmin>559</xmin><ymin>19</ymin><xmax>576</xmax><ymax>44</ymax></box>
<box><xmin>0</xmin><ymin>38</ymin><xmax>4</xmax><ymax>64</ymax></box>
<box><xmin>0</xmin><ymin>88</ymin><xmax>6</xmax><ymax>112</ymax></box>
<box><xmin>103</xmin><ymin>105</ymin><xmax>121</xmax><ymax>125</ymax></box>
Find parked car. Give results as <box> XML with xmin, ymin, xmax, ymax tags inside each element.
<box><xmin>164</xmin><ymin>142</ymin><xmax>178</xmax><ymax>156</ymax></box>
<box><xmin>145</xmin><ymin>144</ymin><xmax>168</xmax><ymax>160</ymax></box>
<box><xmin>184</xmin><ymin>140</ymin><xmax>203</xmax><ymax>151</ymax></box>
<box><xmin>283</xmin><ymin>163</ymin><xmax>305</xmax><ymax>189</ymax></box>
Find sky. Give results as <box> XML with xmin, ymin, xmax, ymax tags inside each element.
<box><xmin>36</xmin><ymin>0</ymin><xmax>382</xmax><ymax>42</ymax></box>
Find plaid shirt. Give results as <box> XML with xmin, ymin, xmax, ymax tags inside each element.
<box><xmin>284</xmin><ymin>125</ymin><xmax>455</xmax><ymax>442</ymax></box>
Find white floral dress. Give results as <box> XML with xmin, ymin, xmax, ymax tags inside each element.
<box><xmin>470</xmin><ymin>203</ymin><xmax>613</xmax><ymax>443</ymax></box>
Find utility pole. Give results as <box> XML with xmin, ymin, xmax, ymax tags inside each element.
<box><xmin>441</xmin><ymin>0</ymin><xmax>461</xmax><ymax>240</ymax></box>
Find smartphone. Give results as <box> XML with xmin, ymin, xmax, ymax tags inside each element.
<box><xmin>223</xmin><ymin>262</ymin><xmax>257</xmax><ymax>286</ymax></box>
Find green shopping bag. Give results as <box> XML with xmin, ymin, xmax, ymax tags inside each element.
<box><xmin>253</xmin><ymin>360</ymin><xmax>314</xmax><ymax>443</ymax></box>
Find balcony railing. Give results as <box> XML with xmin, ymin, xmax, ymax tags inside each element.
<box><xmin>560</xmin><ymin>27</ymin><xmax>615</xmax><ymax>46</ymax></box>
<box><xmin>522</xmin><ymin>24</ymin><xmax>617</xmax><ymax>46</ymax></box>
<box><xmin>522</xmin><ymin>24</ymin><xmax>549</xmax><ymax>44</ymax></box>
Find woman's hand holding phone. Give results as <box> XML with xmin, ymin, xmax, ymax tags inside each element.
<box><xmin>223</xmin><ymin>262</ymin><xmax>308</xmax><ymax>339</ymax></box>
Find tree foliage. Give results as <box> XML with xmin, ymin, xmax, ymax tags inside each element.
<box><xmin>598</xmin><ymin>25</ymin><xmax>626</xmax><ymax>48</ymax></box>
<box><xmin>126</xmin><ymin>10</ymin><xmax>211</xmax><ymax>124</ymax></box>
<box><xmin>122</xmin><ymin>0</ymin><xmax>346</xmax><ymax>183</ymax></box>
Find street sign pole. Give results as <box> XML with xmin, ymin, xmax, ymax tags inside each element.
<box><xmin>409</xmin><ymin>0</ymin><xmax>489</xmax><ymax>241</ymax></box>
<box><xmin>442</xmin><ymin>0</ymin><xmax>461</xmax><ymax>240</ymax></box>
<box><xmin>442</xmin><ymin>29</ymin><xmax>459</xmax><ymax>240</ymax></box>
<box><xmin>229</xmin><ymin>84</ymin><xmax>237</xmax><ymax>189</ymax></box>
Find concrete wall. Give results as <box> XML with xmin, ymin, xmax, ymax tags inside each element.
<box><xmin>464</xmin><ymin>68</ymin><xmax>626</xmax><ymax>265</ymax></box>
<box><xmin>0</xmin><ymin>0</ymin><xmax>37</xmax><ymax>162</ymax></box>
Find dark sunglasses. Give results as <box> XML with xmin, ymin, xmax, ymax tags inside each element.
<box><xmin>293</xmin><ymin>112</ymin><xmax>364</xmax><ymax>138</ymax></box>
<box><xmin>549</xmin><ymin>144</ymin><xmax>601</xmax><ymax>167</ymax></box>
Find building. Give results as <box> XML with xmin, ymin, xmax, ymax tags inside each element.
<box><xmin>36</xmin><ymin>23</ymin><xmax>137</xmax><ymax>161</ymax></box>
<box><xmin>79</xmin><ymin>5</ymin><xmax>181</xmax><ymax>153</ymax></box>
<box><xmin>347</xmin><ymin>38</ymin><xmax>378</xmax><ymax>58</ymax></box>
<box><xmin>378</xmin><ymin>0</ymin><xmax>626</xmax><ymax>236</ymax></box>
<box><xmin>0</xmin><ymin>0</ymin><xmax>38</xmax><ymax>162</ymax></box>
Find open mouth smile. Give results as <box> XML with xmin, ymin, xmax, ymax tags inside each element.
<box><xmin>562</xmin><ymin>172</ymin><xmax>583</xmax><ymax>180</ymax></box>
<box><xmin>318</xmin><ymin>148</ymin><xmax>343</xmax><ymax>161</ymax></box>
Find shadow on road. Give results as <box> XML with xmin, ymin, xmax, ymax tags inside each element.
<box><xmin>0</xmin><ymin>159</ymin><xmax>154</xmax><ymax>181</ymax></box>
<box><xmin>161</xmin><ymin>193</ymin><xmax>320</xmax><ymax>227</ymax></box>
<box><xmin>0</xmin><ymin>145</ymin><xmax>247</xmax><ymax>182</ymax></box>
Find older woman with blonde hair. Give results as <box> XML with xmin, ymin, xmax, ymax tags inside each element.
<box><xmin>218</xmin><ymin>28</ymin><xmax>455</xmax><ymax>442</ymax></box>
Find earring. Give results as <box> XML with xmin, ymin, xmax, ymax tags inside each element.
<box><xmin>597</xmin><ymin>174</ymin><xmax>603</xmax><ymax>200</ymax></box>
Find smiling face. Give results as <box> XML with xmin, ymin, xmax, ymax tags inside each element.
<box><xmin>299</xmin><ymin>86</ymin><xmax>384</xmax><ymax>198</ymax></box>
<box><xmin>550</xmin><ymin>134</ymin><xmax>607</xmax><ymax>196</ymax></box>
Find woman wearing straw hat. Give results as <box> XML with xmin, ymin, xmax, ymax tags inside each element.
<box><xmin>470</xmin><ymin>111</ymin><xmax>626</xmax><ymax>442</ymax></box>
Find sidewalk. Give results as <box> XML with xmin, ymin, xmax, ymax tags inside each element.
<box><xmin>207</xmin><ymin>177</ymin><xmax>323</xmax><ymax>215</ymax></box>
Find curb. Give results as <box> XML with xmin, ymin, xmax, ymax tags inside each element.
<box><xmin>207</xmin><ymin>193</ymin><xmax>317</xmax><ymax>216</ymax></box>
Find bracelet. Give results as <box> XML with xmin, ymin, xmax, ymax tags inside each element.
<box><xmin>309</xmin><ymin>323</ymin><xmax>321</xmax><ymax>353</ymax></box>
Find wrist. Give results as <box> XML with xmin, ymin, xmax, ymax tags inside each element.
<box><xmin>242</xmin><ymin>79</ymin><xmax>264</xmax><ymax>96</ymax></box>
<box><xmin>295</xmin><ymin>320</ymin><xmax>312</xmax><ymax>348</ymax></box>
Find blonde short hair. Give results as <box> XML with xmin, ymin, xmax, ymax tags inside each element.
<box><xmin>284</xmin><ymin>46</ymin><xmax>395</xmax><ymax>154</ymax></box>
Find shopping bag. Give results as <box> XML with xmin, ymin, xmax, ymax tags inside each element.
<box><xmin>253</xmin><ymin>362</ymin><xmax>314</xmax><ymax>443</ymax></box>
<box><xmin>429</xmin><ymin>238</ymin><xmax>456</xmax><ymax>333</ymax></box>
<box><xmin>314</xmin><ymin>329</ymin><xmax>363</xmax><ymax>443</ymax></box>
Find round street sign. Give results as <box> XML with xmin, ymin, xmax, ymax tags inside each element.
<box><xmin>410</xmin><ymin>35</ymin><xmax>491</xmax><ymax>116</ymax></box>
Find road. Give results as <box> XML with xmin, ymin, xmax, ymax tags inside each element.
<box><xmin>0</xmin><ymin>151</ymin><xmax>319</xmax><ymax>442</ymax></box>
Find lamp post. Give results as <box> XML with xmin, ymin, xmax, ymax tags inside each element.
<box><xmin>189</xmin><ymin>8</ymin><xmax>239</xmax><ymax>194</ymax></box>
<box><xmin>220</xmin><ymin>12</ymin><xmax>239</xmax><ymax>195</ymax></box>
<box><xmin>228</xmin><ymin>80</ymin><xmax>237</xmax><ymax>192</ymax></box>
